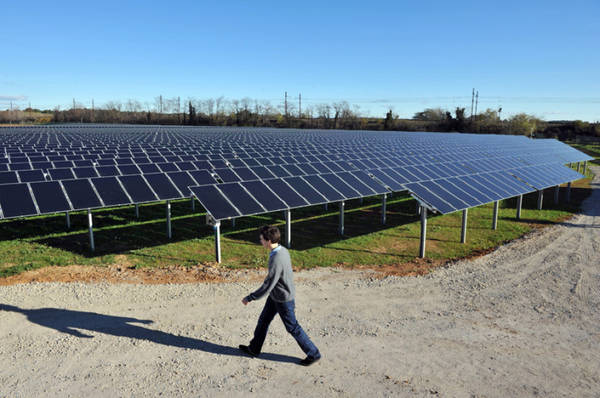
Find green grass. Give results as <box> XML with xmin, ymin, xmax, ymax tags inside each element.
<box><xmin>568</xmin><ymin>142</ymin><xmax>600</xmax><ymax>166</ymax></box>
<box><xmin>0</xmin><ymin>172</ymin><xmax>593</xmax><ymax>279</ymax></box>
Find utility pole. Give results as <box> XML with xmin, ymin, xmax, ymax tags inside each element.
<box><xmin>91</xmin><ymin>99</ymin><xmax>95</xmax><ymax>122</ymax></box>
<box><xmin>177</xmin><ymin>96</ymin><xmax>181</xmax><ymax>124</ymax></box>
<box><xmin>474</xmin><ymin>91</ymin><xmax>479</xmax><ymax>119</ymax></box>
<box><xmin>73</xmin><ymin>98</ymin><xmax>76</xmax><ymax>110</ymax></box>
<box><xmin>299</xmin><ymin>93</ymin><xmax>302</xmax><ymax>118</ymax></box>
<box><xmin>284</xmin><ymin>91</ymin><xmax>288</xmax><ymax>117</ymax></box>
<box><xmin>470</xmin><ymin>88</ymin><xmax>475</xmax><ymax>123</ymax></box>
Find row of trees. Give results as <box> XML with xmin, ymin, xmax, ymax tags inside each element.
<box><xmin>2</xmin><ymin>99</ymin><xmax>598</xmax><ymax>140</ymax></box>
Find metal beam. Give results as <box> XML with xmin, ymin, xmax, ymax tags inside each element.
<box><xmin>419</xmin><ymin>206</ymin><xmax>427</xmax><ymax>258</ymax></box>
<box><xmin>66</xmin><ymin>211</ymin><xmax>70</xmax><ymax>229</ymax></box>
<box><xmin>135</xmin><ymin>204</ymin><xmax>139</xmax><ymax>219</ymax></box>
<box><xmin>381</xmin><ymin>194</ymin><xmax>387</xmax><ymax>225</ymax></box>
<box><xmin>461</xmin><ymin>209</ymin><xmax>468</xmax><ymax>243</ymax></box>
<box><xmin>537</xmin><ymin>190</ymin><xmax>543</xmax><ymax>210</ymax></box>
<box><xmin>166</xmin><ymin>200</ymin><xmax>172</xmax><ymax>239</ymax></box>
<box><xmin>339</xmin><ymin>201</ymin><xmax>345</xmax><ymax>236</ymax></box>
<box><xmin>516</xmin><ymin>195</ymin><xmax>523</xmax><ymax>219</ymax></box>
<box><xmin>88</xmin><ymin>209</ymin><xmax>95</xmax><ymax>252</ymax></box>
<box><xmin>285</xmin><ymin>209</ymin><xmax>291</xmax><ymax>248</ymax></box>
<box><xmin>191</xmin><ymin>196</ymin><xmax>195</xmax><ymax>212</ymax></box>
<box><xmin>492</xmin><ymin>200</ymin><xmax>499</xmax><ymax>230</ymax></box>
<box><xmin>214</xmin><ymin>221</ymin><xmax>221</xmax><ymax>263</ymax></box>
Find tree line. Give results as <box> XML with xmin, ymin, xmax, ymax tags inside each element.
<box><xmin>1</xmin><ymin>98</ymin><xmax>598</xmax><ymax>140</ymax></box>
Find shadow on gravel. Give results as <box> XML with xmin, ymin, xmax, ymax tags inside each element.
<box><xmin>0</xmin><ymin>304</ymin><xmax>298</xmax><ymax>364</ymax></box>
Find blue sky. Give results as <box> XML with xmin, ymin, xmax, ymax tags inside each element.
<box><xmin>1</xmin><ymin>0</ymin><xmax>599</xmax><ymax>121</ymax></box>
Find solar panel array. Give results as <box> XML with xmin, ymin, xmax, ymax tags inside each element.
<box><xmin>0</xmin><ymin>125</ymin><xmax>592</xmax><ymax>220</ymax></box>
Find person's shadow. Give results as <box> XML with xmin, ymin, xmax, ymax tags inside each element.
<box><xmin>0</xmin><ymin>304</ymin><xmax>297</xmax><ymax>364</ymax></box>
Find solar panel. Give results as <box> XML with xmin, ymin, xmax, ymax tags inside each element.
<box><xmin>405</xmin><ymin>182</ymin><xmax>456</xmax><ymax>214</ymax></box>
<box><xmin>189</xmin><ymin>185</ymin><xmax>240</xmax><ymax>220</ymax></box>
<box><xmin>91</xmin><ymin>177</ymin><xmax>132</xmax><ymax>206</ymax></box>
<box><xmin>144</xmin><ymin>173</ymin><xmax>182</xmax><ymax>200</ymax></box>
<box><xmin>189</xmin><ymin>170</ymin><xmax>218</xmax><ymax>185</ymax></box>
<box><xmin>49</xmin><ymin>168</ymin><xmax>75</xmax><ymax>180</ymax></box>
<box><xmin>213</xmin><ymin>168</ymin><xmax>241</xmax><ymax>183</ymax></box>
<box><xmin>240</xmin><ymin>180</ymin><xmax>288</xmax><ymax>212</ymax></box>
<box><xmin>319</xmin><ymin>173</ymin><xmax>361</xmax><ymax>199</ymax></box>
<box><xmin>350</xmin><ymin>171</ymin><xmax>389</xmax><ymax>194</ymax></box>
<box><xmin>18</xmin><ymin>169</ymin><xmax>46</xmax><ymax>183</ymax></box>
<box><xmin>0</xmin><ymin>171</ymin><xmax>19</xmax><ymax>184</ymax></box>
<box><xmin>217</xmin><ymin>183</ymin><xmax>265</xmax><ymax>215</ymax></box>
<box><xmin>283</xmin><ymin>176</ymin><xmax>328</xmax><ymax>205</ymax></box>
<box><xmin>118</xmin><ymin>175</ymin><xmax>158</xmax><ymax>203</ymax></box>
<box><xmin>0</xmin><ymin>183</ymin><xmax>38</xmax><ymax>218</ymax></box>
<box><xmin>61</xmin><ymin>179</ymin><xmax>102</xmax><ymax>210</ymax></box>
<box><xmin>263</xmin><ymin>178</ymin><xmax>309</xmax><ymax>208</ymax></box>
<box><xmin>30</xmin><ymin>181</ymin><xmax>71</xmax><ymax>213</ymax></box>
<box><xmin>302</xmin><ymin>174</ymin><xmax>345</xmax><ymax>201</ymax></box>
<box><xmin>73</xmin><ymin>167</ymin><xmax>99</xmax><ymax>178</ymax></box>
<box><xmin>166</xmin><ymin>171</ymin><xmax>197</xmax><ymax>196</ymax></box>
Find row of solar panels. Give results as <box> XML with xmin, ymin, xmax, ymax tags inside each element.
<box><xmin>0</xmin><ymin>169</ymin><xmax>388</xmax><ymax>220</ymax></box>
<box><xmin>0</xmin><ymin>147</ymin><xmax>587</xmax><ymax>178</ymax></box>
<box><xmin>405</xmin><ymin>164</ymin><xmax>584</xmax><ymax>214</ymax></box>
<box><xmin>1</xmin><ymin>144</ymin><xmax>579</xmax><ymax>162</ymax></box>
<box><xmin>191</xmin><ymin>164</ymin><xmax>585</xmax><ymax>220</ymax></box>
<box><xmin>0</xmin><ymin>156</ymin><xmax>580</xmax><ymax>189</ymax></box>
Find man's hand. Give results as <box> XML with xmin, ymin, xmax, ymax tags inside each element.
<box><xmin>242</xmin><ymin>297</ymin><xmax>249</xmax><ymax>306</ymax></box>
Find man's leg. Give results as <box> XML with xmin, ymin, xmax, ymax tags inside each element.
<box><xmin>276</xmin><ymin>300</ymin><xmax>320</xmax><ymax>359</ymax></box>
<box><xmin>248</xmin><ymin>297</ymin><xmax>278</xmax><ymax>355</ymax></box>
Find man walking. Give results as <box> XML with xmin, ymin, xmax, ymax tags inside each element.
<box><xmin>240</xmin><ymin>225</ymin><xmax>321</xmax><ymax>366</ymax></box>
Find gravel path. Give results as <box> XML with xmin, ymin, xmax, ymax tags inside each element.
<box><xmin>1</xmin><ymin>167</ymin><xmax>599</xmax><ymax>397</ymax></box>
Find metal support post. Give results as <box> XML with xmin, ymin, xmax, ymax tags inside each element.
<box><xmin>324</xmin><ymin>203</ymin><xmax>328</xmax><ymax>211</ymax></box>
<box><xmin>191</xmin><ymin>196</ymin><xmax>195</xmax><ymax>212</ymax></box>
<box><xmin>461</xmin><ymin>209</ymin><xmax>468</xmax><ymax>243</ymax></box>
<box><xmin>566</xmin><ymin>182</ymin><xmax>571</xmax><ymax>203</ymax></box>
<box><xmin>537</xmin><ymin>190</ymin><xmax>543</xmax><ymax>210</ymax></box>
<box><xmin>516</xmin><ymin>195</ymin><xmax>523</xmax><ymax>219</ymax></box>
<box><xmin>554</xmin><ymin>185</ymin><xmax>559</xmax><ymax>205</ymax></box>
<box><xmin>419</xmin><ymin>206</ymin><xmax>427</xmax><ymax>258</ymax></box>
<box><xmin>232</xmin><ymin>218</ymin><xmax>236</xmax><ymax>228</ymax></box>
<box><xmin>577</xmin><ymin>162</ymin><xmax>581</xmax><ymax>173</ymax></box>
<box><xmin>214</xmin><ymin>221</ymin><xmax>221</xmax><ymax>263</ymax></box>
<box><xmin>381</xmin><ymin>194</ymin><xmax>387</xmax><ymax>225</ymax></box>
<box><xmin>359</xmin><ymin>197</ymin><xmax>363</xmax><ymax>205</ymax></box>
<box><xmin>285</xmin><ymin>209</ymin><xmax>291</xmax><ymax>248</ymax></box>
<box><xmin>583</xmin><ymin>161</ymin><xmax>587</xmax><ymax>176</ymax></box>
<box><xmin>135</xmin><ymin>204</ymin><xmax>139</xmax><ymax>219</ymax></box>
<box><xmin>492</xmin><ymin>201</ymin><xmax>499</xmax><ymax>230</ymax></box>
<box><xmin>417</xmin><ymin>202</ymin><xmax>421</xmax><ymax>215</ymax></box>
<box><xmin>339</xmin><ymin>201</ymin><xmax>345</xmax><ymax>236</ymax></box>
<box><xmin>66</xmin><ymin>211</ymin><xmax>71</xmax><ymax>229</ymax></box>
<box><xmin>166</xmin><ymin>201</ymin><xmax>172</xmax><ymax>239</ymax></box>
<box><xmin>87</xmin><ymin>209</ymin><xmax>95</xmax><ymax>252</ymax></box>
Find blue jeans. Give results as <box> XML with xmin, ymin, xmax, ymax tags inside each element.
<box><xmin>249</xmin><ymin>297</ymin><xmax>320</xmax><ymax>359</ymax></box>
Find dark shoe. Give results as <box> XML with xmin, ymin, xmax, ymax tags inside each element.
<box><xmin>239</xmin><ymin>344</ymin><xmax>258</xmax><ymax>358</ymax></box>
<box><xmin>299</xmin><ymin>355</ymin><xmax>321</xmax><ymax>366</ymax></box>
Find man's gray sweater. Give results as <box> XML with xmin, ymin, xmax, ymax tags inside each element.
<box><xmin>245</xmin><ymin>246</ymin><xmax>295</xmax><ymax>303</ymax></box>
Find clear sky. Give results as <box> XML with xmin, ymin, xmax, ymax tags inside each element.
<box><xmin>1</xmin><ymin>0</ymin><xmax>599</xmax><ymax>121</ymax></box>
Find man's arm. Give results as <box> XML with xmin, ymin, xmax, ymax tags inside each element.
<box><xmin>244</xmin><ymin>259</ymin><xmax>282</xmax><ymax>303</ymax></box>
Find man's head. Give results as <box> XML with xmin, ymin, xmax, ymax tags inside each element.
<box><xmin>259</xmin><ymin>225</ymin><xmax>281</xmax><ymax>248</ymax></box>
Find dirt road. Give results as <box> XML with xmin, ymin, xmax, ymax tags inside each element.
<box><xmin>1</xmin><ymin>167</ymin><xmax>599</xmax><ymax>397</ymax></box>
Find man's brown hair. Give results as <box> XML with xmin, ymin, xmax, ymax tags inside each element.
<box><xmin>259</xmin><ymin>225</ymin><xmax>281</xmax><ymax>244</ymax></box>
